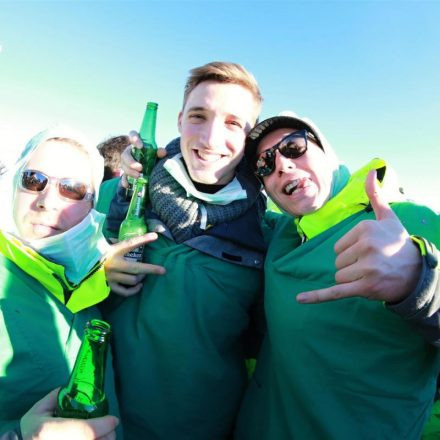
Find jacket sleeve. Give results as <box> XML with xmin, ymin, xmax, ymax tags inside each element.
<box><xmin>387</xmin><ymin>239</ymin><xmax>440</xmax><ymax>346</ymax></box>
<box><xmin>106</xmin><ymin>180</ymin><xmax>130</xmax><ymax>234</ymax></box>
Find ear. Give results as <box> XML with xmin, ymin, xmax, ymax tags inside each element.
<box><xmin>177</xmin><ymin>111</ymin><xmax>183</xmax><ymax>134</ymax></box>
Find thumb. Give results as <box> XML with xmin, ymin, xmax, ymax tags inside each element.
<box><xmin>157</xmin><ymin>147</ymin><xmax>167</xmax><ymax>159</ymax></box>
<box><xmin>32</xmin><ymin>387</ymin><xmax>60</xmax><ymax>415</ymax></box>
<box><xmin>365</xmin><ymin>169</ymin><xmax>396</xmax><ymax>221</ymax></box>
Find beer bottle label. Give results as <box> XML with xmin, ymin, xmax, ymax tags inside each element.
<box><xmin>124</xmin><ymin>244</ymin><xmax>145</xmax><ymax>263</ymax></box>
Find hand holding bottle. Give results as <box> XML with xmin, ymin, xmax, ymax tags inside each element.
<box><xmin>20</xmin><ymin>388</ymin><xmax>119</xmax><ymax>440</ymax></box>
<box><xmin>120</xmin><ymin>130</ymin><xmax>167</xmax><ymax>189</ymax></box>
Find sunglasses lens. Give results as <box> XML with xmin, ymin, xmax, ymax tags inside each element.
<box><xmin>255</xmin><ymin>153</ymin><xmax>275</xmax><ymax>177</ymax></box>
<box><xmin>59</xmin><ymin>180</ymin><xmax>88</xmax><ymax>201</ymax></box>
<box><xmin>254</xmin><ymin>131</ymin><xmax>308</xmax><ymax>178</ymax></box>
<box><xmin>21</xmin><ymin>170</ymin><xmax>90</xmax><ymax>201</ymax></box>
<box><xmin>21</xmin><ymin>170</ymin><xmax>48</xmax><ymax>192</ymax></box>
<box><xmin>279</xmin><ymin>141</ymin><xmax>307</xmax><ymax>159</ymax></box>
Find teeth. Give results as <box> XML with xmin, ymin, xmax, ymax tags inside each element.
<box><xmin>284</xmin><ymin>179</ymin><xmax>300</xmax><ymax>195</ymax></box>
<box><xmin>197</xmin><ymin>150</ymin><xmax>222</xmax><ymax>162</ymax></box>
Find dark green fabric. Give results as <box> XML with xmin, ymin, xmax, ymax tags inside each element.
<box><xmin>96</xmin><ymin>177</ymin><xmax>120</xmax><ymax>239</ymax></box>
<box><xmin>236</xmin><ymin>202</ymin><xmax>440</xmax><ymax>440</ymax></box>
<box><xmin>103</xmin><ymin>232</ymin><xmax>263</xmax><ymax>440</ymax></box>
<box><xmin>0</xmin><ymin>252</ymin><xmax>121</xmax><ymax>437</ymax></box>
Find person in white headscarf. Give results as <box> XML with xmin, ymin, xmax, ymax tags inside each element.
<box><xmin>0</xmin><ymin>126</ymin><xmax>161</xmax><ymax>439</ymax></box>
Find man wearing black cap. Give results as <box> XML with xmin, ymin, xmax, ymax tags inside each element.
<box><xmin>236</xmin><ymin>114</ymin><xmax>440</xmax><ymax>439</ymax></box>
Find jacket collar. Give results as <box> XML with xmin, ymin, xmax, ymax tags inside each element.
<box><xmin>295</xmin><ymin>158</ymin><xmax>398</xmax><ymax>240</ymax></box>
<box><xmin>0</xmin><ymin>230</ymin><xmax>109</xmax><ymax>312</ymax></box>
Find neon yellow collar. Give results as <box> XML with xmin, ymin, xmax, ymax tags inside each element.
<box><xmin>0</xmin><ymin>230</ymin><xmax>109</xmax><ymax>312</ymax></box>
<box><xmin>296</xmin><ymin>158</ymin><xmax>387</xmax><ymax>240</ymax></box>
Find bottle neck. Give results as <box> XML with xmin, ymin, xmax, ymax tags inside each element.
<box><xmin>65</xmin><ymin>328</ymin><xmax>109</xmax><ymax>399</ymax></box>
<box><xmin>126</xmin><ymin>178</ymin><xmax>147</xmax><ymax>219</ymax></box>
<box><xmin>139</xmin><ymin>104</ymin><xmax>158</xmax><ymax>145</ymax></box>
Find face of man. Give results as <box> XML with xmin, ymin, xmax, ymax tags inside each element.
<box><xmin>14</xmin><ymin>140</ymin><xmax>94</xmax><ymax>240</ymax></box>
<box><xmin>256</xmin><ymin>128</ymin><xmax>333</xmax><ymax>216</ymax></box>
<box><xmin>178</xmin><ymin>80</ymin><xmax>258</xmax><ymax>185</ymax></box>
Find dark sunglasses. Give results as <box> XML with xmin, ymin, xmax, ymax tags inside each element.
<box><xmin>20</xmin><ymin>170</ymin><xmax>94</xmax><ymax>202</ymax></box>
<box><xmin>254</xmin><ymin>129</ymin><xmax>312</xmax><ymax>178</ymax></box>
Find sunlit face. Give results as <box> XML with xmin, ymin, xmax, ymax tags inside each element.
<box><xmin>257</xmin><ymin>128</ymin><xmax>333</xmax><ymax>216</ymax></box>
<box><xmin>178</xmin><ymin>80</ymin><xmax>258</xmax><ymax>185</ymax></box>
<box><xmin>13</xmin><ymin>140</ymin><xmax>94</xmax><ymax>240</ymax></box>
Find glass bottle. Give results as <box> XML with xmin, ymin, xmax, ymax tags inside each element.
<box><xmin>128</xmin><ymin>101</ymin><xmax>158</xmax><ymax>199</ymax></box>
<box><xmin>118</xmin><ymin>176</ymin><xmax>148</xmax><ymax>262</ymax></box>
<box><xmin>56</xmin><ymin>319</ymin><xmax>111</xmax><ymax>419</ymax></box>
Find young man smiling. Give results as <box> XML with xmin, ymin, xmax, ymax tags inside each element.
<box><xmin>100</xmin><ymin>62</ymin><xmax>266</xmax><ymax>439</ymax></box>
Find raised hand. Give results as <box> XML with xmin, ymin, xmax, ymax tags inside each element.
<box><xmin>120</xmin><ymin>131</ymin><xmax>167</xmax><ymax>188</ymax></box>
<box><xmin>104</xmin><ymin>232</ymin><xmax>166</xmax><ymax>296</ymax></box>
<box><xmin>296</xmin><ymin>169</ymin><xmax>422</xmax><ymax>304</ymax></box>
<box><xmin>20</xmin><ymin>388</ymin><xmax>119</xmax><ymax>440</ymax></box>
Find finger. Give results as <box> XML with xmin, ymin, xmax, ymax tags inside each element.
<box><xmin>109</xmin><ymin>233</ymin><xmax>159</xmax><ymax>257</ymax></box>
<box><xmin>110</xmin><ymin>282</ymin><xmax>143</xmax><ymax>296</ymax></box>
<box><xmin>80</xmin><ymin>415</ymin><xmax>119</xmax><ymax>439</ymax></box>
<box><xmin>120</xmin><ymin>261</ymin><xmax>166</xmax><ymax>276</ymax></box>
<box><xmin>333</xmin><ymin>224</ymin><xmax>362</xmax><ymax>255</ymax></box>
<box><xmin>121</xmin><ymin>145</ymin><xmax>142</xmax><ymax>177</ymax></box>
<box><xmin>334</xmin><ymin>263</ymin><xmax>363</xmax><ymax>284</ymax></box>
<box><xmin>128</xmin><ymin>130</ymin><xmax>143</xmax><ymax>149</ymax></box>
<box><xmin>32</xmin><ymin>387</ymin><xmax>60</xmax><ymax>414</ymax></box>
<box><xmin>365</xmin><ymin>169</ymin><xmax>398</xmax><ymax>222</ymax></box>
<box><xmin>108</xmin><ymin>237</ymin><xmax>119</xmax><ymax>244</ymax></box>
<box><xmin>335</xmin><ymin>239</ymin><xmax>363</xmax><ymax>270</ymax></box>
<box><xmin>38</xmin><ymin>416</ymin><xmax>117</xmax><ymax>440</ymax></box>
<box><xmin>108</xmin><ymin>272</ymin><xmax>142</xmax><ymax>285</ymax></box>
<box><xmin>157</xmin><ymin>148</ymin><xmax>167</xmax><ymax>159</ymax></box>
<box><xmin>296</xmin><ymin>280</ymin><xmax>365</xmax><ymax>303</ymax></box>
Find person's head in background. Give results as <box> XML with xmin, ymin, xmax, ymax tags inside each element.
<box><xmin>177</xmin><ymin>61</ymin><xmax>262</xmax><ymax>185</ymax></box>
<box><xmin>97</xmin><ymin>135</ymin><xmax>130</xmax><ymax>181</ymax></box>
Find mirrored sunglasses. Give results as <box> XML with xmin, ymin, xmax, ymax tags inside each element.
<box><xmin>20</xmin><ymin>170</ymin><xmax>94</xmax><ymax>202</ymax></box>
<box><xmin>254</xmin><ymin>129</ymin><xmax>310</xmax><ymax>178</ymax></box>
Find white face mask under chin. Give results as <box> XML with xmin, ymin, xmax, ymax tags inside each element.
<box><xmin>163</xmin><ymin>153</ymin><xmax>247</xmax><ymax>205</ymax></box>
<box><xmin>26</xmin><ymin>209</ymin><xmax>110</xmax><ymax>285</ymax></box>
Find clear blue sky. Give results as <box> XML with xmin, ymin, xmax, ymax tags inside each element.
<box><xmin>1</xmin><ymin>0</ymin><xmax>439</xmax><ymax>210</ymax></box>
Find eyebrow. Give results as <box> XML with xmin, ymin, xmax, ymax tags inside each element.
<box><xmin>186</xmin><ymin>106</ymin><xmax>207</xmax><ymax>113</ymax></box>
<box><xmin>186</xmin><ymin>106</ymin><xmax>244</xmax><ymax>120</ymax></box>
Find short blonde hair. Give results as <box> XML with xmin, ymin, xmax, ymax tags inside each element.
<box><xmin>183</xmin><ymin>61</ymin><xmax>262</xmax><ymax>119</ymax></box>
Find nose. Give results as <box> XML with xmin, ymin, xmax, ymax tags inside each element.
<box><xmin>36</xmin><ymin>183</ymin><xmax>59</xmax><ymax>210</ymax></box>
<box><xmin>201</xmin><ymin>119</ymin><xmax>225</xmax><ymax>151</ymax></box>
<box><xmin>275</xmin><ymin>150</ymin><xmax>296</xmax><ymax>176</ymax></box>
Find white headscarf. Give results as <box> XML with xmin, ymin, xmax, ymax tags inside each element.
<box><xmin>0</xmin><ymin>125</ymin><xmax>110</xmax><ymax>284</ymax></box>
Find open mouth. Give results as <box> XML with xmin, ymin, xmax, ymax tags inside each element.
<box><xmin>283</xmin><ymin>178</ymin><xmax>309</xmax><ymax>195</ymax></box>
<box><xmin>195</xmin><ymin>149</ymin><xmax>225</xmax><ymax>163</ymax></box>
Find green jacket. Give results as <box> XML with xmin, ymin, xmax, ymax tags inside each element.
<box><xmin>98</xmin><ymin>178</ymin><xmax>264</xmax><ymax>440</ymax></box>
<box><xmin>0</xmin><ymin>231</ymin><xmax>121</xmax><ymax>437</ymax></box>
<box><xmin>236</xmin><ymin>160</ymin><xmax>440</xmax><ymax>439</ymax></box>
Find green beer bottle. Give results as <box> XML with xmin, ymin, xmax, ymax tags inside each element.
<box><xmin>128</xmin><ymin>101</ymin><xmax>158</xmax><ymax>198</ymax></box>
<box><xmin>119</xmin><ymin>176</ymin><xmax>148</xmax><ymax>262</ymax></box>
<box><xmin>56</xmin><ymin>319</ymin><xmax>111</xmax><ymax>419</ymax></box>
